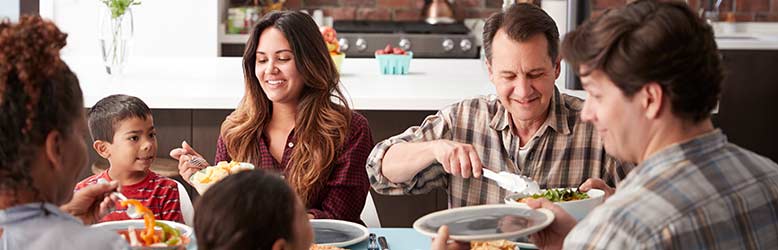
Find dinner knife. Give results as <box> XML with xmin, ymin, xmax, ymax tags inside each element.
<box><xmin>378</xmin><ymin>236</ymin><xmax>389</xmax><ymax>250</ymax></box>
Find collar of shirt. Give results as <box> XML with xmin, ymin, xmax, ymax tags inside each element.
<box><xmin>488</xmin><ymin>87</ymin><xmax>572</xmax><ymax>136</ymax></box>
<box><xmin>0</xmin><ymin>203</ymin><xmax>81</xmax><ymax>226</ymax></box>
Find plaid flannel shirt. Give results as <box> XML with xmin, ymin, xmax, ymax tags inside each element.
<box><xmin>564</xmin><ymin>130</ymin><xmax>778</xmax><ymax>249</ymax></box>
<box><xmin>366</xmin><ymin>88</ymin><xmax>632</xmax><ymax>207</ymax></box>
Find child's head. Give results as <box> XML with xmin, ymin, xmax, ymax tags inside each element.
<box><xmin>88</xmin><ymin>94</ymin><xmax>157</xmax><ymax>172</ymax></box>
<box><xmin>194</xmin><ymin>170</ymin><xmax>313</xmax><ymax>250</ymax></box>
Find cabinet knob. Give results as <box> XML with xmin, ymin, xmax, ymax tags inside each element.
<box><xmin>355</xmin><ymin>38</ymin><xmax>367</xmax><ymax>51</ymax></box>
<box><xmin>460</xmin><ymin>39</ymin><xmax>473</xmax><ymax>52</ymax></box>
<box><xmin>442</xmin><ymin>39</ymin><xmax>454</xmax><ymax>52</ymax></box>
<box><xmin>339</xmin><ymin>38</ymin><xmax>349</xmax><ymax>51</ymax></box>
<box><xmin>398</xmin><ymin>38</ymin><xmax>412</xmax><ymax>51</ymax></box>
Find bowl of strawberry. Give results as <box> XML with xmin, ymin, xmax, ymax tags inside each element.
<box><xmin>375</xmin><ymin>44</ymin><xmax>413</xmax><ymax>75</ymax></box>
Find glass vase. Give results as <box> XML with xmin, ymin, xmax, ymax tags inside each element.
<box><xmin>98</xmin><ymin>6</ymin><xmax>134</xmax><ymax>75</ymax></box>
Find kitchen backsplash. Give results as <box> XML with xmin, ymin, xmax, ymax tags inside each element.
<box><xmin>232</xmin><ymin>0</ymin><xmax>778</xmax><ymax>22</ymax></box>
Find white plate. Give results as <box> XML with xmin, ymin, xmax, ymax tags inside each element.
<box><xmin>413</xmin><ymin>204</ymin><xmax>554</xmax><ymax>242</ymax></box>
<box><xmin>91</xmin><ymin>219</ymin><xmax>193</xmax><ymax>249</ymax></box>
<box><xmin>310</xmin><ymin>219</ymin><xmax>369</xmax><ymax>247</ymax></box>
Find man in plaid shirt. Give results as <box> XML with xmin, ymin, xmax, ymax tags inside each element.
<box><xmin>366</xmin><ymin>3</ymin><xmax>632</xmax><ymax>208</ymax></box>
<box><xmin>526</xmin><ymin>1</ymin><xmax>778</xmax><ymax>249</ymax></box>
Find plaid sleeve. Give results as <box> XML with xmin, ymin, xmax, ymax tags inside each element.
<box><xmin>309</xmin><ymin>112</ymin><xmax>373</xmax><ymax>224</ymax></box>
<box><xmin>366</xmin><ymin>108</ymin><xmax>454</xmax><ymax>196</ymax></box>
<box><xmin>214</xmin><ymin>135</ymin><xmax>231</xmax><ymax>163</ymax></box>
<box><xmin>603</xmin><ymin>155</ymin><xmax>633</xmax><ymax>187</ymax></box>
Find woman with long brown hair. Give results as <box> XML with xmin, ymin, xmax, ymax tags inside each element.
<box><xmin>172</xmin><ymin>11</ymin><xmax>373</xmax><ymax>224</ymax></box>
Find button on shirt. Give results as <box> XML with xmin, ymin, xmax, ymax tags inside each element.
<box><xmin>565</xmin><ymin>130</ymin><xmax>778</xmax><ymax>249</ymax></box>
<box><xmin>0</xmin><ymin>203</ymin><xmax>128</xmax><ymax>250</ymax></box>
<box><xmin>367</xmin><ymin>89</ymin><xmax>632</xmax><ymax>207</ymax></box>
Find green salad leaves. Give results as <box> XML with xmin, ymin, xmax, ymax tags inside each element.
<box><xmin>528</xmin><ymin>188</ymin><xmax>589</xmax><ymax>202</ymax></box>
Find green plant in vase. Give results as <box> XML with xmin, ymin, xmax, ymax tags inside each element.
<box><xmin>99</xmin><ymin>0</ymin><xmax>141</xmax><ymax>75</ymax></box>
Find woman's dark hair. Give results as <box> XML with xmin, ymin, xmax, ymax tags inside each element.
<box><xmin>194</xmin><ymin>170</ymin><xmax>297</xmax><ymax>250</ymax></box>
<box><xmin>88</xmin><ymin>94</ymin><xmax>152</xmax><ymax>142</ymax></box>
<box><xmin>482</xmin><ymin>3</ymin><xmax>560</xmax><ymax>64</ymax></box>
<box><xmin>220</xmin><ymin>10</ymin><xmax>351</xmax><ymax>205</ymax></box>
<box><xmin>562</xmin><ymin>0</ymin><xmax>722</xmax><ymax>122</ymax></box>
<box><xmin>0</xmin><ymin>16</ymin><xmax>83</xmax><ymax>201</ymax></box>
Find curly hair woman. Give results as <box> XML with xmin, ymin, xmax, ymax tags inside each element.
<box><xmin>0</xmin><ymin>16</ymin><xmax>128</xmax><ymax>249</ymax></box>
<box><xmin>171</xmin><ymin>11</ymin><xmax>373</xmax><ymax>224</ymax></box>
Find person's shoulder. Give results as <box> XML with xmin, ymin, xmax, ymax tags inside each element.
<box><xmin>21</xmin><ymin>214</ymin><xmax>129</xmax><ymax>249</ymax></box>
<box><xmin>75</xmin><ymin>172</ymin><xmax>104</xmax><ymax>190</ymax></box>
<box><xmin>442</xmin><ymin>95</ymin><xmax>501</xmax><ymax>115</ymax></box>
<box><xmin>560</xmin><ymin>92</ymin><xmax>585</xmax><ymax>112</ymax></box>
<box><xmin>349</xmin><ymin>110</ymin><xmax>369</xmax><ymax>127</ymax></box>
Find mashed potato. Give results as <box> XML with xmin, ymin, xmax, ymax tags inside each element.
<box><xmin>192</xmin><ymin>161</ymin><xmax>252</xmax><ymax>184</ymax></box>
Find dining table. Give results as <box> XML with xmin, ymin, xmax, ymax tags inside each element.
<box><xmin>346</xmin><ymin>228</ymin><xmax>537</xmax><ymax>250</ymax></box>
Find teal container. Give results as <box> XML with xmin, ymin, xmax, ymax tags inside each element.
<box><xmin>375</xmin><ymin>52</ymin><xmax>413</xmax><ymax>75</ymax></box>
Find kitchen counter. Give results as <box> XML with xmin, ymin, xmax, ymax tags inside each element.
<box><xmin>65</xmin><ymin>56</ymin><xmax>498</xmax><ymax>111</ymax></box>
<box><xmin>715</xmin><ymin>35</ymin><xmax>778</xmax><ymax>50</ymax></box>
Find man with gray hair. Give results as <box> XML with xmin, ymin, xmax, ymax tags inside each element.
<box><xmin>366</xmin><ymin>3</ymin><xmax>631</xmax><ymax>207</ymax></box>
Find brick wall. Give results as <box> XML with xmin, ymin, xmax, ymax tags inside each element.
<box><xmin>593</xmin><ymin>0</ymin><xmax>778</xmax><ymax>22</ymax></box>
<box><xmin>236</xmin><ymin>0</ymin><xmax>778</xmax><ymax>22</ymax></box>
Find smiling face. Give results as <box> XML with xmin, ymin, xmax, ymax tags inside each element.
<box><xmin>487</xmin><ymin>30</ymin><xmax>560</xmax><ymax>126</ymax></box>
<box><xmin>255</xmin><ymin>27</ymin><xmax>305</xmax><ymax>105</ymax></box>
<box><xmin>580</xmin><ymin>69</ymin><xmax>647</xmax><ymax>164</ymax></box>
<box><xmin>101</xmin><ymin>116</ymin><xmax>158</xmax><ymax>173</ymax></box>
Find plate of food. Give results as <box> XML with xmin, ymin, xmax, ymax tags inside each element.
<box><xmin>504</xmin><ymin>188</ymin><xmax>604</xmax><ymax>221</ymax></box>
<box><xmin>92</xmin><ymin>199</ymin><xmax>192</xmax><ymax>249</ymax></box>
<box><xmin>413</xmin><ymin>204</ymin><xmax>554</xmax><ymax>242</ymax></box>
<box><xmin>310</xmin><ymin>219</ymin><xmax>369</xmax><ymax>248</ymax></box>
<box><xmin>189</xmin><ymin>161</ymin><xmax>254</xmax><ymax>194</ymax></box>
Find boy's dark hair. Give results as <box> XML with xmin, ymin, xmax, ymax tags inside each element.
<box><xmin>562</xmin><ymin>0</ymin><xmax>722</xmax><ymax>122</ymax></box>
<box><xmin>482</xmin><ymin>3</ymin><xmax>560</xmax><ymax>64</ymax></box>
<box><xmin>194</xmin><ymin>170</ymin><xmax>297</xmax><ymax>250</ymax></box>
<box><xmin>87</xmin><ymin>94</ymin><xmax>152</xmax><ymax>142</ymax></box>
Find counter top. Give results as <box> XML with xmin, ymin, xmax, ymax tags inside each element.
<box><xmin>66</xmin><ymin>56</ymin><xmax>497</xmax><ymax>111</ymax></box>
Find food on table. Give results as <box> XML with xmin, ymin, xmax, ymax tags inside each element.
<box><xmin>375</xmin><ymin>44</ymin><xmax>407</xmax><ymax>55</ymax></box>
<box><xmin>516</xmin><ymin>188</ymin><xmax>590</xmax><ymax>203</ymax></box>
<box><xmin>471</xmin><ymin>240</ymin><xmax>517</xmax><ymax>250</ymax></box>
<box><xmin>309</xmin><ymin>245</ymin><xmax>347</xmax><ymax>250</ymax></box>
<box><xmin>320</xmin><ymin>26</ymin><xmax>342</xmax><ymax>56</ymax></box>
<box><xmin>191</xmin><ymin>161</ymin><xmax>253</xmax><ymax>184</ymax></box>
<box><xmin>118</xmin><ymin>199</ymin><xmax>184</xmax><ymax>247</ymax></box>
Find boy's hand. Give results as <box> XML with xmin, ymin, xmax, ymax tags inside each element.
<box><xmin>61</xmin><ymin>180</ymin><xmax>119</xmax><ymax>225</ymax></box>
<box><xmin>170</xmin><ymin>141</ymin><xmax>208</xmax><ymax>185</ymax></box>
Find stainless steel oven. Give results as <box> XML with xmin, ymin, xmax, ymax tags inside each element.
<box><xmin>333</xmin><ymin>21</ymin><xmax>479</xmax><ymax>59</ymax></box>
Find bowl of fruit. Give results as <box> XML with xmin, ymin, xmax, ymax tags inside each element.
<box><xmin>320</xmin><ymin>26</ymin><xmax>345</xmax><ymax>73</ymax></box>
<box><xmin>375</xmin><ymin>44</ymin><xmax>412</xmax><ymax>75</ymax></box>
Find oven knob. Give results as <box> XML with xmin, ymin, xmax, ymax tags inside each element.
<box><xmin>460</xmin><ymin>39</ymin><xmax>473</xmax><ymax>52</ymax></box>
<box><xmin>442</xmin><ymin>39</ymin><xmax>455</xmax><ymax>52</ymax></box>
<box><xmin>339</xmin><ymin>38</ymin><xmax>349</xmax><ymax>51</ymax></box>
<box><xmin>355</xmin><ymin>38</ymin><xmax>367</xmax><ymax>52</ymax></box>
<box><xmin>398</xmin><ymin>38</ymin><xmax>411</xmax><ymax>51</ymax></box>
